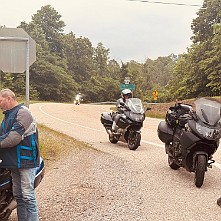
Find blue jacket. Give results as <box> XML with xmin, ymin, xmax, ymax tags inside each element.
<box><xmin>0</xmin><ymin>104</ymin><xmax>40</xmax><ymax>169</ymax></box>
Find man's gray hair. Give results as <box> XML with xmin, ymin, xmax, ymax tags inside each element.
<box><xmin>0</xmin><ymin>89</ymin><xmax>16</xmax><ymax>99</ymax></box>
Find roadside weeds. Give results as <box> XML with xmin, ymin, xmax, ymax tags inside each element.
<box><xmin>38</xmin><ymin>124</ymin><xmax>94</xmax><ymax>171</ymax></box>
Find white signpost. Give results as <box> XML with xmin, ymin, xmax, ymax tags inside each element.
<box><xmin>0</xmin><ymin>28</ymin><xmax>36</xmax><ymax>107</ymax></box>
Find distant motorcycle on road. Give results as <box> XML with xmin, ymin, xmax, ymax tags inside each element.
<box><xmin>74</xmin><ymin>93</ymin><xmax>83</xmax><ymax>105</ymax></box>
<box><xmin>157</xmin><ymin>98</ymin><xmax>221</xmax><ymax>187</ymax></box>
<box><xmin>101</xmin><ymin>98</ymin><xmax>151</xmax><ymax>150</ymax></box>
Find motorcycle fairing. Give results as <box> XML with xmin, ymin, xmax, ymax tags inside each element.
<box><xmin>179</xmin><ymin>123</ymin><xmax>218</xmax><ymax>152</ymax></box>
<box><xmin>127</xmin><ymin>112</ymin><xmax>144</xmax><ymax>122</ymax></box>
<box><xmin>117</xmin><ymin>116</ymin><xmax>129</xmax><ymax>129</ymax></box>
<box><xmin>179</xmin><ymin>126</ymin><xmax>201</xmax><ymax>149</ymax></box>
<box><xmin>189</xmin><ymin>119</ymin><xmax>221</xmax><ymax>141</ymax></box>
<box><xmin>195</xmin><ymin>122</ymin><xmax>221</xmax><ymax>140</ymax></box>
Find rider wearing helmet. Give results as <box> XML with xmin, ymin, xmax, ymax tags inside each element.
<box><xmin>112</xmin><ymin>89</ymin><xmax>132</xmax><ymax>132</ymax></box>
<box><xmin>75</xmin><ymin>93</ymin><xmax>83</xmax><ymax>104</ymax></box>
<box><xmin>117</xmin><ymin>89</ymin><xmax>132</xmax><ymax>107</ymax></box>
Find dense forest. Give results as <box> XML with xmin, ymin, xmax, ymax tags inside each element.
<box><xmin>0</xmin><ymin>0</ymin><xmax>220</xmax><ymax>103</ymax></box>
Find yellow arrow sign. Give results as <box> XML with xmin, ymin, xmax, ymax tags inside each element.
<box><xmin>152</xmin><ymin>90</ymin><xmax>158</xmax><ymax>100</ymax></box>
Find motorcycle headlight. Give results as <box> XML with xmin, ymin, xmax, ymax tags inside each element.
<box><xmin>196</xmin><ymin>123</ymin><xmax>221</xmax><ymax>139</ymax></box>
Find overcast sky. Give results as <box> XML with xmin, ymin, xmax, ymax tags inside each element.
<box><xmin>1</xmin><ymin>0</ymin><xmax>204</xmax><ymax>62</ymax></box>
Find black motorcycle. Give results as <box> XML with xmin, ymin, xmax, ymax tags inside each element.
<box><xmin>157</xmin><ymin>98</ymin><xmax>221</xmax><ymax>187</ymax></box>
<box><xmin>101</xmin><ymin>98</ymin><xmax>151</xmax><ymax>150</ymax></box>
<box><xmin>0</xmin><ymin>157</ymin><xmax>45</xmax><ymax>220</ymax></box>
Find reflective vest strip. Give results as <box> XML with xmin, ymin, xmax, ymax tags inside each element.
<box><xmin>17</xmin><ymin>145</ymin><xmax>35</xmax><ymax>168</ymax></box>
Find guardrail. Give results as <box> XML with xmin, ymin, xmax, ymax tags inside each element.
<box><xmin>89</xmin><ymin>101</ymin><xmax>161</xmax><ymax>105</ymax></box>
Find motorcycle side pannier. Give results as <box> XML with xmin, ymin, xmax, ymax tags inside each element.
<box><xmin>157</xmin><ymin>121</ymin><xmax>173</xmax><ymax>144</ymax></box>
<box><xmin>100</xmin><ymin>112</ymin><xmax>113</xmax><ymax>127</ymax></box>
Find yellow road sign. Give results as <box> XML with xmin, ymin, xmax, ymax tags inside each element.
<box><xmin>152</xmin><ymin>90</ymin><xmax>158</xmax><ymax>100</ymax></box>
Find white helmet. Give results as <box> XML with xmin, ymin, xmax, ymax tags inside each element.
<box><xmin>121</xmin><ymin>89</ymin><xmax>132</xmax><ymax>98</ymax></box>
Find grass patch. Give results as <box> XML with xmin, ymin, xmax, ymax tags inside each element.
<box><xmin>38</xmin><ymin>124</ymin><xmax>92</xmax><ymax>170</ymax></box>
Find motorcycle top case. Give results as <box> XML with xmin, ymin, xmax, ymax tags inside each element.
<box><xmin>100</xmin><ymin>112</ymin><xmax>113</xmax><ymax>127</ymax></box>
<box><xmin>157</xmin><ymin>121</ymin><xmax>173</xmax><ymax>144</ymax></box>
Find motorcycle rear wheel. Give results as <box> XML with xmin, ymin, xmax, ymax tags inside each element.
<box><xmin>109</xmin><ymin>134</ymin><xmax>118</xmax><ymax>144</ymax></box>
<box><xmin>168</xmin><ymin>156</ymin><xmax>180</xmax><ymax>170</ymax></box>
<box><xmin>194</xmin><ymin>154</ymin><xmax>206</xmax><ymax>188</ymax></box>
<box><xmin>128</xmin><ymin>132</ymin><xmax>141</xmax><ymax>150</ymax></box>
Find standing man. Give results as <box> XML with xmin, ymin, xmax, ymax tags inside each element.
<box><xmin>0</xmin><ymin>88</ymin><xmax>40</xmax><ymax>221</ymax></box>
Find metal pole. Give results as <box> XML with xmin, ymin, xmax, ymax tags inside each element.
<box><xmin>26</xmin><ymin>39</ymin><xmax>30</xmax><ymax>108</ymax></box>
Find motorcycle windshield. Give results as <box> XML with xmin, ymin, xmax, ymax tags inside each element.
<box><xmin>194</xmin><ymin>98</ymin><xmax>221</xmax><ymax>126</ymax></box>
<box><xmin>125</xmin><ymin>98</ymin><xmax>144</xmax><ymax>114</ymax></box>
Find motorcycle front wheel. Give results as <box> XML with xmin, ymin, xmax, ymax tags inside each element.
<box><xmin>194</xmin><ymin>154</ymin><xmax>207</xmax><ymax>188</ymax></box>
<box><xmin>128</xmin><ymin>132</ymin><xmax>141</xmax><ymax>150</ymax></box>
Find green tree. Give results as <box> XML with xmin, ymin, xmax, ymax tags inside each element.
<box><xmin>168</xmin><ymin>0</ymin><xmax>221</xmax><ymax>100</ymax></box>
<box><xmin>205</xmin><ymin>24</ymin><xmax>221</xmax><ymax>95</ymax></box>
<box><xmin>107</xmin><ymin>59</ymin><xmax>121</xmax><ymax>80</ymax></box>
<box><xmin>18</xmin><ymin>6</ymin><xmax>78</xmax><ymax>101</ymax></box>
<box><xmin>143</xmin><ymin>55</ymin><xmax>176</xmax><ymax>102</ymax></box>
<box><xmin>64</xmin><ymin>32</ymin><xmax>94</xmax><ymax>84</ymax></box>
<box><xmin>93</xmin><ymin>42</ymin><xmax>110</xmax><ymax>77</ymax></box>
<box><xmin>191</xmin><ymin>0</ymin><xmax>221</xmax><ymax>43</ymax></box>
<box><xmin>32</xmin><ymin>5</ymin><xmax>66</xmax><ymax>57</ymax></box>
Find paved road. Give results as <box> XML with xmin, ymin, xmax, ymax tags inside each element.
<box><xmin>10</xmin><ymin>102</ymin><xmax>221</xmax><ymax>220</ymax></box>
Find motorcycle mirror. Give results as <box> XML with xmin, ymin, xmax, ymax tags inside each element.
<box><xmin>169</xmin><ymin>106</ymin><xmax>175</xmax><ymax>111</ymax></box>
<box><xmin>181</xmin><ymin>104</ymin><xmax>192</xmax><ymax>112</ymax></box>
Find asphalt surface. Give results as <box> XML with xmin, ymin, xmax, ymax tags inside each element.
<box><xmin>9</xmin><ymin>102</ymin><xmax>221</xmax><ymax>220</ymax></box>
